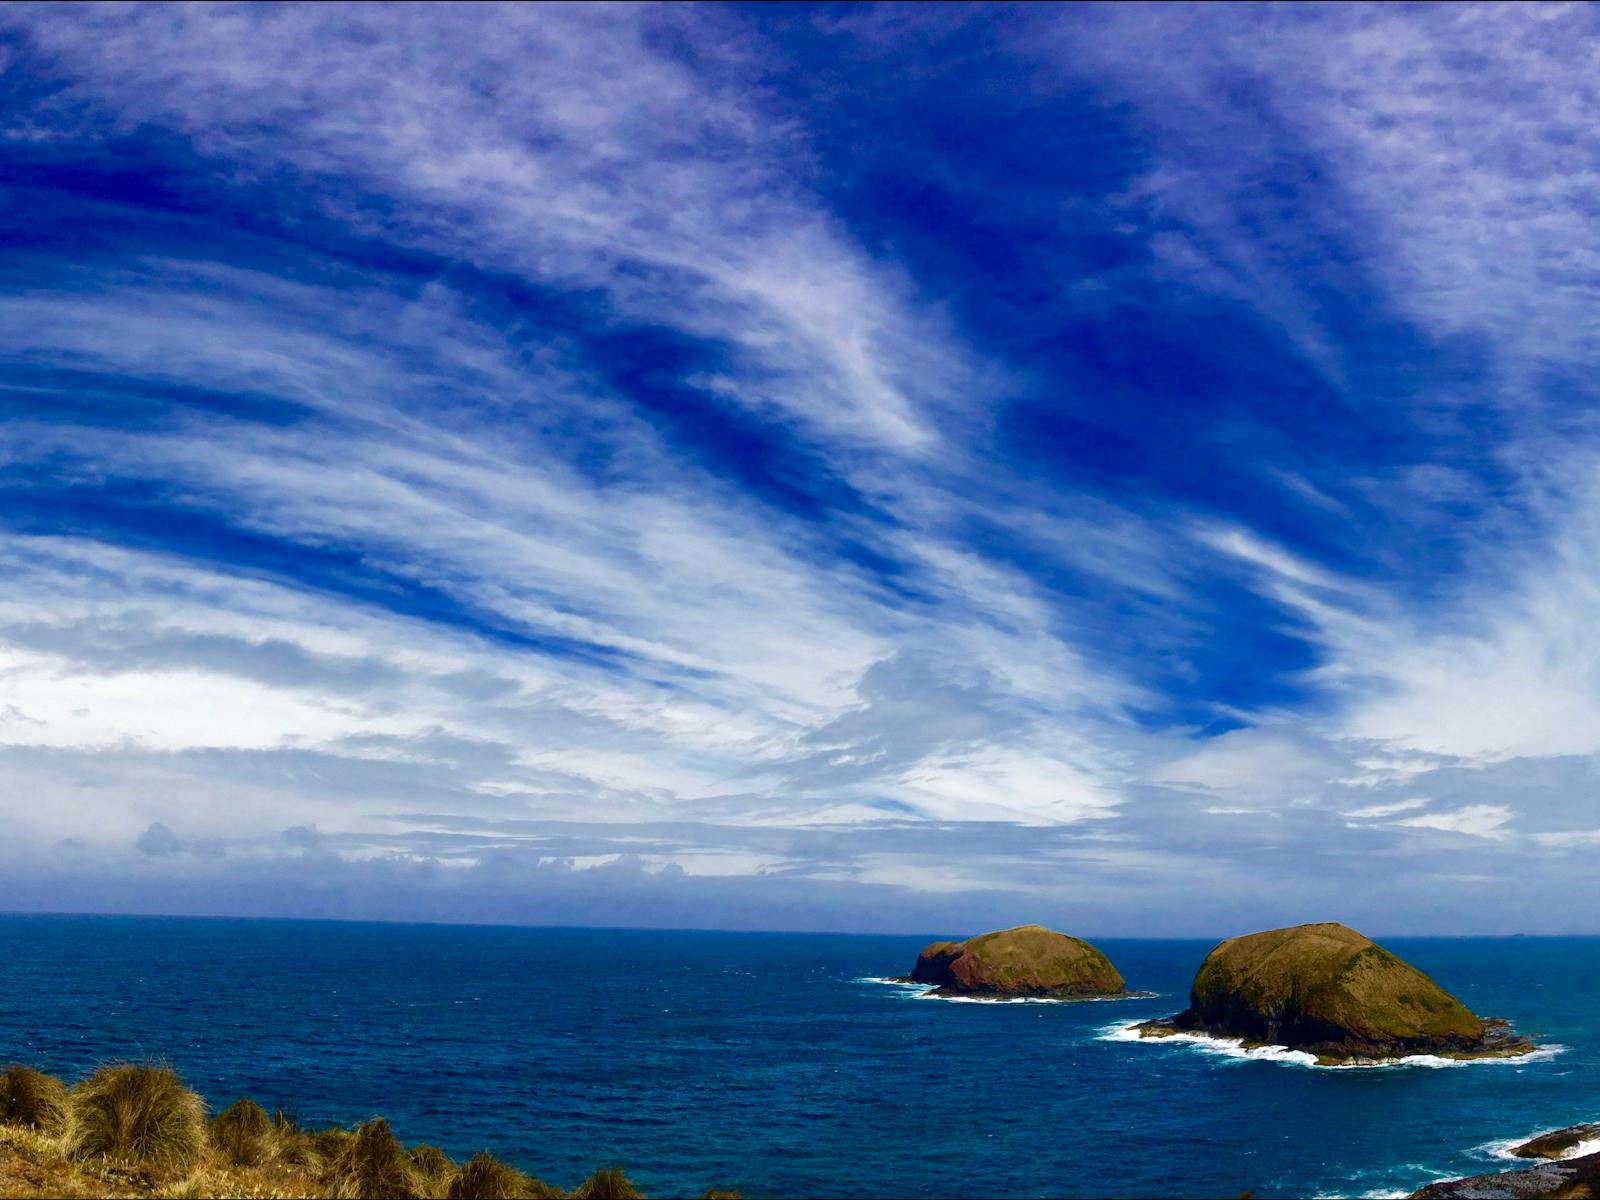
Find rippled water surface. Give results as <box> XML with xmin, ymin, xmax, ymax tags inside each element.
<box><xmin>2</xmin><ymin>916</ymin><xmax>1594</xmax><ymax>1198</ymax></box>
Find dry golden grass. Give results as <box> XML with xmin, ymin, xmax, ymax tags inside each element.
<box><xmin>572</xmin><ymin>1167</ymin><xmax>643</xmax><ymax>1200</ymax></box>
<box><xmin>406</xmin><ymin>1144</ymin><xmax>456</xmax><ymax>1197</ymax></box>
<box><xmin>444</xmin><ymin>1151</ymin><xmax>563</xmax><ymax>1200</ymax></box>
<box><xmin>211</xmin><ymin>1100</ymin><xmax>275</xmax><ymax>1169</ymax></box>
<box><xmin>325</xmin><ymin>1118</ymin><xmax>422</xmax><ymax>1200</ymax></box>
<box><xmin>267</xmin><ymin>1112</ymin><xmax>323</xmax><ymax>1178</ymax></box>
<box><xmin>0</xmin><ymin>1124</ymin><xmax>103</xmax><ymax>1199</ymax></box>
<box><xmin>0</xmin><ymin>1060</ymin><xmax>751</xmax><ymax>1200</ymax></box>
<box><xmin>0</xmin><ymin>1067</ymin><xmax>70</xmax><ymax>1136</ymax></box>
<box><xmin>64</xmin><ymin>1064</ymin><xmax>207</xmax><ymax>1178</ymax></box>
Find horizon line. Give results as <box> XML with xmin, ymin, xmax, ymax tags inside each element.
<box><xmin>3</xmin><ymin>908</ymin><xmax>1595</xmax><ymax>941</ymax></box>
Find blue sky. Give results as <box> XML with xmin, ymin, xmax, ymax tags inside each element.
<box><xmin>2</xmin><ymin>2</ymin><xmax>1597</xmax><ymax>934</ymax></box>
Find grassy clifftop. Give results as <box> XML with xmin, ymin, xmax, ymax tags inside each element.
<box><xmin>0</xmin><ymin>1062</ymin><xmax>737</xmax><ymax>1200</ymax></box>
<box><xmin>1189</xmin><ymin>922</ymin><xmax>1483</xmax><ymax>1045</ymax></box>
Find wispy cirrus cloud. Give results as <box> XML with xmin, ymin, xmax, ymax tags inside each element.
<box><xmin>3</xmin><ymin>3</ymin><xmax>1600</xmax><ymax>933</ymax></box>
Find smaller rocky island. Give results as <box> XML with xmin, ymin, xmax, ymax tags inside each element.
<box><xmin>906</xmin><ymin>924</ymin><xmax>1134</xmax><ymax>999</ymax></box>
<box><xmin>1135</xmin><ymin>921</ymin><xmax>1535</xmax><ymax>1065</ymax></box>
<box><xmin>1410</xmin><ymin>1126</ymin><xmax>1600</xmax><ymax>1199</ymax></box>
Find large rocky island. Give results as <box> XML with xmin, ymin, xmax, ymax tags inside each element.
<box><xmin>1135</xmin><ymin>922</ymin><xmax>1535</xmax><ymax>1065</ymax></box>
<box><xmin>908</xmin><ymin>924</ymin><xmax>1130</xmax><ymax>998</ymax></box>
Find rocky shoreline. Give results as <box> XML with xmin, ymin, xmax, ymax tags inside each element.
<box><xmin>1132</xmin><ymin>1012</ymin><xmax>1535</xmax><ymax>1066</ymax></box>
<box><xmin>890</xmin><ymin>975</ymin><xmax>1157</xmax><ymax>1001</ymax></box>
<box><xmin>1410</xmin><ymin>1126</ymin><xmax>1600</xmax><ymax>1198</ymax></box>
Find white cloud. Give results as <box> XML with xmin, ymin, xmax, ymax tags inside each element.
<box><xmin>6</xmin><ymin>3</ymin><xmax>1600</xmax><ymax>930</ymax></box>
<box><xmin>1340</xmin><ymin>799</ymin><xmax>1426</xmax><ymax>820</ymax></box>
<box><xmin>1395</xmin><ymin>804</ymin><xmax>1515</xmax><ymax>839</ymax></box>
<box><xmin>1</xmin><ymin>3</ymin><xmax>974</xmax><ymax>460</ymax></box>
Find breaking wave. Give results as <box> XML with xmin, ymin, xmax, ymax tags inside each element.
<box><xmin>856</xmin><ymin>977</ymin><xmax>1158</xmax><ymax>1004</ymax></box>
<box><xmin>1478</xmin><ymin>1128</ymin><xmax>1600</xmax><ymax>1162</ymax></box>
<box><xmin>1099</xmin><ymin>1019</ymin><xmax>1567</xmax><ymax>1070</ymax></box>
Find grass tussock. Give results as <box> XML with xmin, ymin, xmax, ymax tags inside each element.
<box><xmin>573</xmin><ymin>1167</ymin><xmax>643</xmax><ymax>1199</ymax></box>
<box><xmin>445</xmin><ymin>1150</ymin><xmax>561</xmax><ymax>1199</ymax></box>
<box><xmin>0</xmin><ymin>1065</ymin><xmax>70</xmax><ymax>1135</ymax></box>
<box><xmin>307</xmin><ymin>1124</ymin><xmax>354</xmax><ymax>1168</ymax></box>
<box><xmin>407</xmin><ymin>1144</ymin><xmax>456</xmax><ymax>1197</ymax></box>
<box><xmin>269</xmin><ymin>1109</ymin><xmax>323</xmax><ymax>1174</ymax></box>
<box><xmin>63</xmin><ymin>1062</ymin><xmax>207</xmax><ymax>1176</ymax></box>
<box><xmin>0</xmin><ymin>1059</ymin><xmax>726</xmax><ymax>1199</ymax></box>
<box><xmin>211</xmin><ymin>1098</ymin><xmax>275</xmax><ymax>1167</ymax></box>
<box><xmin>327</xmin><ymin>1117</ymin><xmax>423</xmax><ymax>1200</ymax></box>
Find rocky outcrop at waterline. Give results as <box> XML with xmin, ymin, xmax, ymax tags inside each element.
<box><xmin>1410</xmin><ymin>1127</ymin><xmax>1600</xmax><ymax>1199</ymax></box>
<box><xmin>907</xmin><ymin>924</ymin><xmax>1129</xmax><ymax>999</ymax></box>
<box><xmin>1509</xmin><ymin>1124</ymin><xmax>1600</xmax><ymax>1161</ymax></box>
<box><xmin>1134</xmin><ymin>922</ymin><xmax>1535</xmax><ymax>1065</ymax></box>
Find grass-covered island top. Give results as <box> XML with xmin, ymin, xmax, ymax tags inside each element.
<box><xmin>906</xmin><ymin>924</ymin><xmax>1132</xmax><ymax>998</ymax></box>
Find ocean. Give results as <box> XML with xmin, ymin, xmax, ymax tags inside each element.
<box><xmin>1</xmin><ymin>915</ymin><xmax>1594</xmax><ymax>1198</ymax></box>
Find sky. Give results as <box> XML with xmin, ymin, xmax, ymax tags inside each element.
<box><xmin>1</xmin><ymin>1</ymin><xmax>1597</xmax><ymax>936</ymax></box>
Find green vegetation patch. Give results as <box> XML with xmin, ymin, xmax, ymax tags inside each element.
<box><xmin>1190</xmin><ymin>922</ymin><xmax>1484</xmax><ymax>1045</ymax></box>
<box><xmin>945</xmin><ymin>925</ymin><xmax>1126</xmax><ymax>996</ymax></box>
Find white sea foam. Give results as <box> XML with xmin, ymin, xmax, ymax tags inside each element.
<box><xmin>924</xmin><ymin>992</ymin><xmax>1147</xmax><ymax>1005</ymax></box>
<box><xmin>1310</xmin><ymin>1162</ymin><xmax>1462</xmax><ymax>1200</ymax></box>
<box><xmin>857</xmin><ymin>979</ymin><xmax>934</xmax><ymax>998</ymax></box>
<box><xmin>855</xmin><ymin>977</ymin><xmax>1158</xmax><ymax>1004</ymax></box>
<box><xmin>1100</xmin><ymin>1019</ymin><xmax>1568</xmax><ymax>1071</ymax></box>
<box><xmin>1099</xmin><ymin>1019</ymin><xmax>1320</xmax><ymax>1065</ymax></box>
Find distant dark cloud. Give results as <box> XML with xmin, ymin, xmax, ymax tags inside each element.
<box><xmin>136</xmin><ymin>822</ymin><xmax>185</xmax><ymax>857</ymax></box>
<box><xmin>281</xmin><ymin>824</ymin><xmax>327</xmax><ymax>851</ymax></box>
<box><xmin>136</xmin><ymin>821</ymin><xmax>225</xmax><ymax>860</ymax></box>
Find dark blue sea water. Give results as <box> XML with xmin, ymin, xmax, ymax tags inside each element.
<box><xmin>1</xmin><ymin>915</ymin><xmax>1594</xmax><ymax>1198</ymax></box>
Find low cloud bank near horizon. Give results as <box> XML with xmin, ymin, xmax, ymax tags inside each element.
<box><xmin>2</xmin><ymin>3</ymin><xmax>1600</xmax><ymax>934</ymax></box>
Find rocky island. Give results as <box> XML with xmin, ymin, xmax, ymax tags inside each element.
<box><xmin>1134</xmin><ymin>921</ymin><xmax>1535</xmax><ymax>1065</ymax></box>
<box><xmin>907</xmin><ymin>924</ymin><xmax>1132</xmax><ymax>999</ymax></box>
<box><xmin>1410</xmin><ymin>1126</ymin><xmax>1600</xmax><ymax>1198</ymax></box>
